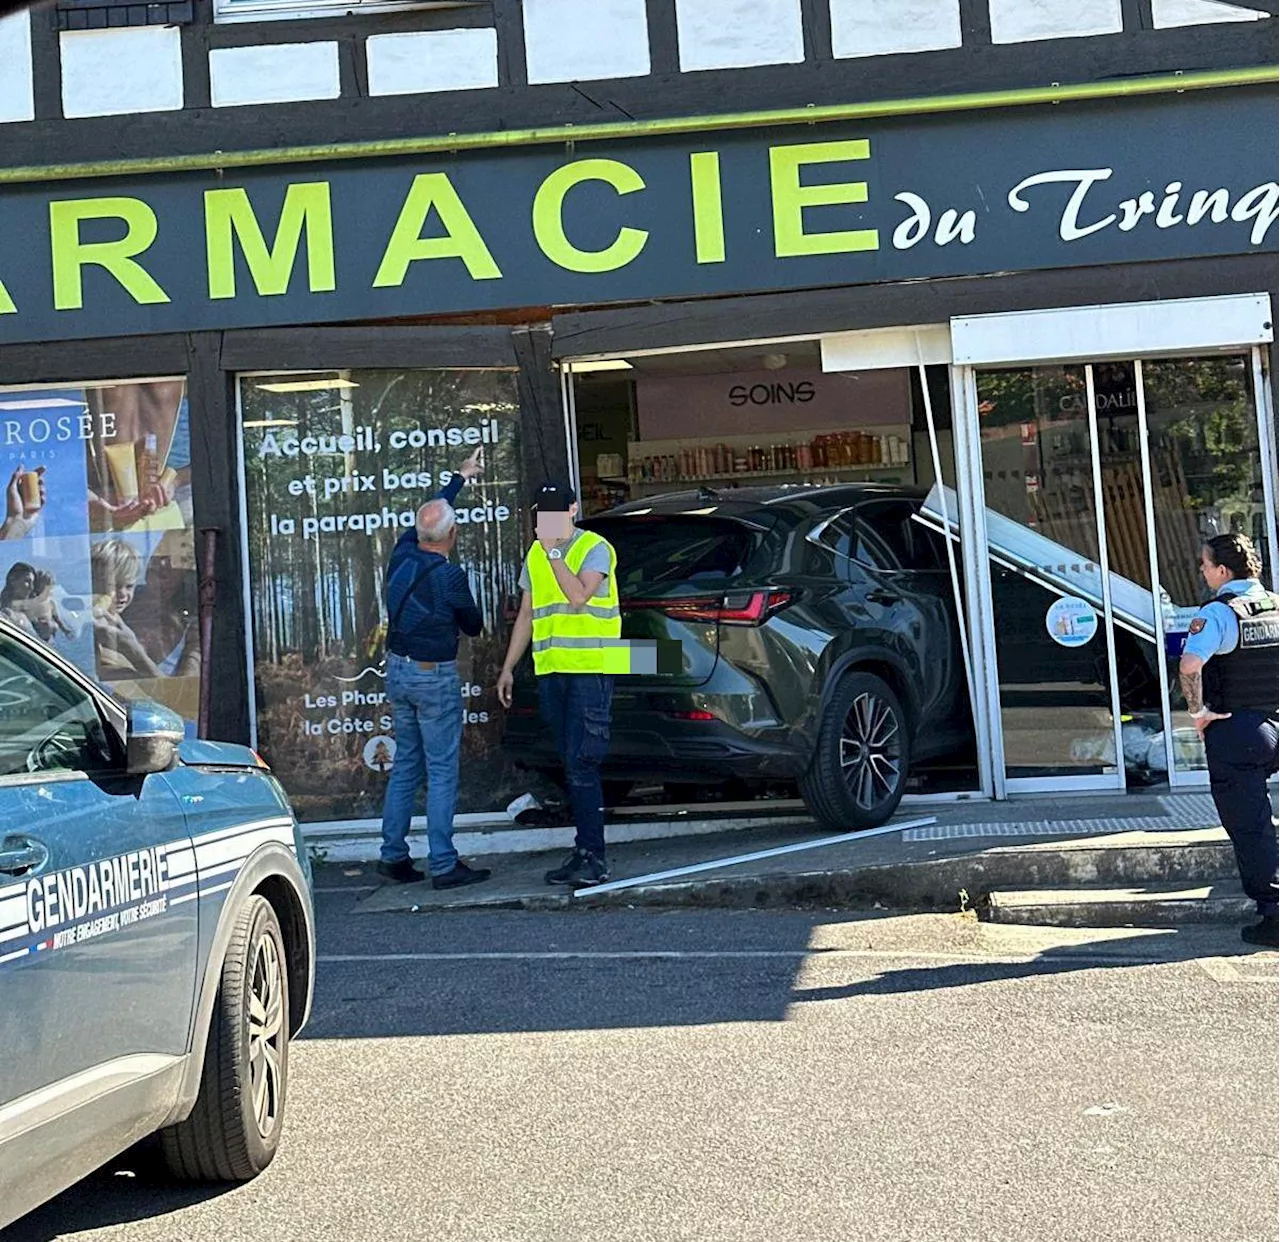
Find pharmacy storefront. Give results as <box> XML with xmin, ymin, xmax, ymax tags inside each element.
<box><xmin>0</xmin><ymin>72</ymin><xmax>1274</xmax><ymax>827</ymax></box>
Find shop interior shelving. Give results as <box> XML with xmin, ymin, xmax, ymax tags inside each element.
<box><xmin>612</xmin><ymin>425</ymin><xmax>915</xmax><ymax>494</ymax></box>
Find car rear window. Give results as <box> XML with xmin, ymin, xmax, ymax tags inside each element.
<box><xmin>585</xmin><ymin>516</ymin><xmax>758</xmax><ymax>596</ymax></box>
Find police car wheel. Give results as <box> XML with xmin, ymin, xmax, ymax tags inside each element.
<box><xmin>160</xmin><ymin>895</ymin><xmax>290</xmax><ymax>1182</ymax></box>
<box><xmin>800</xmin><ymin>671</ymin><xmax>909</xmax><ymax>830</ymax></box>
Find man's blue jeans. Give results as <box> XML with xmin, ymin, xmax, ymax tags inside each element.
<box><xmin>538</xmin><ymin>672</ymin><xmax>614</xmax><ymax>858</ymax></box>
<box><xmin>380</xmin><ymin>654</ymin><xmax>463</xmax><ymax>876</ymax></box>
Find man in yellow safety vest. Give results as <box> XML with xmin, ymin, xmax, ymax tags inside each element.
<box><xmin>497</xmin><ymin>481</ymin><xmax>621</xmax><ymax>887</ymax></box>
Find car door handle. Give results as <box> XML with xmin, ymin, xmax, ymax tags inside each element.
<box><xmin>0</xmin><ymin>837</ymin><xmax>49</xmax><ymax>876</ymax></box>
<box><xmin>866</xmin><ymin>590</ymin><xmax>900</xmax><ymax>605</ymax></box>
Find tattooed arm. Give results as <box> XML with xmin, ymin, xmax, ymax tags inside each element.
<box><xmin>1178</xmin><ymin>653</ymin><xmax>1231</xmax><ymax>736</ymax></box>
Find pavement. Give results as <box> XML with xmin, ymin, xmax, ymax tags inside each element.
<box><xmin>9</xmin><ymin>904</ymin><xmax>1276</xmax><ymax>1242</ymax></box>
<box><xmin>326</xmin><ymin>791</ymin><xmax>1247</xmax><ymax>922</ymax></box>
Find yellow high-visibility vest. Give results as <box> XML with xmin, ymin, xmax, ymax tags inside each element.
<box><xmin>525</xmin><ymin>531</ymin><xmax>629</xmax><ymax>675</ymax></box>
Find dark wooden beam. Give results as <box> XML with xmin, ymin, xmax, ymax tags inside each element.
<box><xmin>549</xmin><ymin>254</ymin><xmax>1279</xmax><ymax>358</ymax></box>
<box><xmin>645</xmin><ymin>0</ymin><xmax>680</xmax><ymax>75</ymax></box>
<box><xmin>179</xmin><ymin>0</ymin><xmax>212</xmax><ymax>109</ymax></box>
<box><xmin>219</xmin><ymin>325</ymin><xmax>518</xmax><ymax>371</ymax></box>
<box><xmin>491</xmin><ymin>0</ymin><xmax>528</xmax><ymax>87</ymax></box>
<box><xmin>0</xmin><ymin>334</ymin><xmax>190</xmax><ymax>382</ymax></box>
<box><xmin>958</xmin><ymin>0</ymin><xmax>992</xmax><ymax>44</ymax></box>
<box><xmin>1218</xmin><ymin>0</ymin><xmax>1276</xmax><ymax>15</ymax></box>
<box><xmin>512</xmin><ymin>325</ymin><xmax>569</xmax><ymax>516</ymax></box>
<box><xmin>800</xmin><ymin>0</ymin><xmax>834</xmax><ymax>62</ymax></box>
<box><xmin>184</xmin><ymin>330</ymin><xmax>251</xmax><ymax>744</ymax></box>
<box><xmin>28</xmin><ymin>5</ymin><xmax>63</xmax><ymax>121</ymax></box>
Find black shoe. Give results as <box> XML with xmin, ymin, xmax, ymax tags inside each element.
<box><xmin>1241</xmin><ymin>915</ymin><xmax>1279</xmax><ymax>948</ymax></box>
<box><xmin>432</xmin><ymin>862</ymin><xmax>492</xmax><ymax>890</ymax></box>
<box><xmin>376</xmin><ymin>858</ymin><xmax>425</xmax><ymax>884</ymax></box>
<box><xmin>545</xmin><ymin>848</ymin><xmax>610</xmax><ymax>888</ymax></box>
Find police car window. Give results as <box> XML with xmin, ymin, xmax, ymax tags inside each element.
<box><xmin>0</xmin><ymin>637</ymin><xmax>115</xmax><ymax>777</ymax></box>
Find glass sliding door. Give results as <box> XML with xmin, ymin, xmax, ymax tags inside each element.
<box><xmin>966</xmin><ymin>348</ymin><xmax>1278</xmax><ymax>796</ymax></box>
<box><xmin>973</xmin><ymin>364</ymin><xmax>1125</xmax><ymax>788</ymax></box>
<box><xmin>1141</xmin><ymin>353</ymin><xmax>1272</xmax><ymax>783</ymax></box>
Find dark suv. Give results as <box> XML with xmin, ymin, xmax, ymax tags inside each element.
<box><xmin>503</xmin><ymin>484</ymin><xmax>974</xmax><ymax>829</ymax></box>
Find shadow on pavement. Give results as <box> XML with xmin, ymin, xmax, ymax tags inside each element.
<box><xmin>790</xmin><ymin>925</ymin><xmax>1276</xmax><ymax>1005</ymax></box>
<box><xmin>2</xmin><ymin>1155</ymin><xmax>237</xmax><ymax>1242</ymax></box>
<box><xmin>298</xmin><ymin>907</ymin><xmax>1267</xmax><ymax>1040</ymax></box>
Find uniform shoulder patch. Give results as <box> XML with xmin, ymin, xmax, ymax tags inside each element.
<box><xmin>1188</xmin><ymin>617</ymin><xmax>1207</xmax><ymax>635</ymax></box>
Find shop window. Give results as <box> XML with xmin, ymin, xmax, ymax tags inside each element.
<box><xmin>238</xmin><ymin>368</ymin><xmax>522</xmax><ymax>825</ymax></box>
<box><xmin>213</xmin><ymin>0</ymin><xmax>477</xmax><ymax>23</ymax></box>
<box><xmin>0</xmin><ymin>379</ymin><xmax>201</xmax><ymax>740</ymax></box>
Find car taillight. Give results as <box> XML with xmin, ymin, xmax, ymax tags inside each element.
<box><xmin>623</xmin><ymin>589</ymin><xmax>796</xmax><ymax>627</ymax></box>
<box><xmin>669</xmin><ymin>710</ymin><xmax>716</xmax><ymax>721</ymax></box>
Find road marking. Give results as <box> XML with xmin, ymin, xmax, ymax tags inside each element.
<box><xmin>572</xmin><ymin>816</ymin><xmax>939</xmax><ymax>898</ymax></box>
<box><xmin>1197</xmin><ymin>957</ymin><xmax>1279</xmax><ymax>983</ymax></box>
<box><xmin>316</xmin><ymin>946</ymin><xmax>1220</xmax><ymax>967</ymax></box>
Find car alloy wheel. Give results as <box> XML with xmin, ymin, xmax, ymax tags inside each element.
<box><xmin>248</xmin><ymin>931</ymin><xmax>286</xmax><ymax>1139</ymax></box>
<box><xmin>840</xmin><ymin>690</ymin><xmax>903</xmax><ymax>811</ymax></box>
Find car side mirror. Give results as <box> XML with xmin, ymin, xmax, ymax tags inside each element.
<box><xmin>126</xmin><ymin>701</ymin><xmax>185</xmax><ymax>776</ymax></box>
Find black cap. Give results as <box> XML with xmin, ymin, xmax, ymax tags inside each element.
<box><xmin>534</xmin><ymin>482</ymin><xmax>577</xmax><ymax>512</ymax></box>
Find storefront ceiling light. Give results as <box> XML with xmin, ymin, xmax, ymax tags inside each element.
<box><xmin>254</xmin><ymin>379</ymin><xmax>360</xmax><ymax>393</ymax></box>
<box><xmin>571</xmin><ymin>360</ymin><xmax>633</xmax><ymax>373</ymax></box>
<box><xmin>242</xmin><ymin>418</ymin><xmax>300</xmax><ymax>428</ymax></box>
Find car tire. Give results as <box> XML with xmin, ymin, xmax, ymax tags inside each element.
<box><xmin>160</xmin><ymin>895</ymin><xmax>290</xmax><ymax>1183</ymax></box>
<box><xmin>800</xmin><ymin>671</ymin><xmax>910</xmax><ymax>830</ymax></box>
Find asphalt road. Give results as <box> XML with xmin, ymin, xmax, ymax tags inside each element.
<box><xmin>6</xmin><ymin>890</ymin><xmax>1277</xmax><ymax>1242</ymax></box>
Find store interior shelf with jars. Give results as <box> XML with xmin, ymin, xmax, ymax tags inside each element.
<box><xmin>608</xmin><ymin>426</ymin><xmax>914</xmax><ymax>493</ymax></box>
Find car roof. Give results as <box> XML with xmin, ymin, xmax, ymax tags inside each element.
<box><xmin>588</xmin><ymin>482</ymin><xmax>930</xmax><ymax>523</ymax></box>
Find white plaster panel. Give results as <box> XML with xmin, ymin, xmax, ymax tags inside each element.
<box><xmin>60</xmin><ymin>27</ymin><xmax>183</xmax><ymax>118</ymax></box>
<box><xmin>210</xmin><ymin>42</ymin><xmax>340</xmax><ymax>108</ymax></box>
<box><xmin>366</xmin><ymin>28</ymin><xmax>498</xmax><ymax>96</ymax></box>
<box><xmin>989</xmin><ymin>0</ymin><xmax>1123</xmax><ymax>43</ymax></box>
<box><xmin>830</xmin><ymin>0</ymin><xmax>962</xmax><ymax>58</ymax></box>
<box><xmin>1152</xmin><ymin>0</ymin><xmax>1267</xmax><ymax>27</ymax></box>
<box><xmin>0</xmin><ymin>14</ymin><xmax>34</xmax><ymax>124</ymax></box>
<box><xmin>523</xmin><ymin>0</ymin><xmax>650</xmax><ymax>84</ymax></box>
<box><xmin>676</xmin><ymin>0</ymin><xmax>805</xmax><ymax>71</ymax></box>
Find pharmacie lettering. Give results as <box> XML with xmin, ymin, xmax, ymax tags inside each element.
<box><xmin>26</xmin><ymin>846</ymin><xmax>170</xmax><ymax>935</ymax></box>
<box><xmin>1008</xmin><ymin>169</ymin><xmax>1280</xmax><ymax>246</ymax></box>
<box><xmin>9</xmin><ymin>141</ymin><xmax>883</xmax><ymax>319</ymax></box>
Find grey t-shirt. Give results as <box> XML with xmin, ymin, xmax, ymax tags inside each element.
<box><xmin>519</xmin><ymin>530</ymin><xmax>612</xmax><ymax>593</ymax></box>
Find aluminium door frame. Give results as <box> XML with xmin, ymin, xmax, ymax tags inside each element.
<box><xmin>955</xmin><ymin>318</ymin><xmax>1279</xmax><ymax>800</ymax></box>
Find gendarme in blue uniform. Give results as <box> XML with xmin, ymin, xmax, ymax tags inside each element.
<box><xmin>1183</xmin><ymin>578</ymin><xmax>1279</xmax><ymax>921</ymax></box>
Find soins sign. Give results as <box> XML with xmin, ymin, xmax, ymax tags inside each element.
<box><xmin>0</xmin><ymin>88</ymin><xmax>1274</xmax><ymax>345</ymax></box>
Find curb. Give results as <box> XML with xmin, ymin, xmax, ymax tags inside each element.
<box><xmin>574</xmin><ymin>837</ymin><xmax>1238</xmax><ymax>913</ymax></box>
<box><xmin>369</xmin><ymin>833</ymin><xmax>1237</xmax><ymax>917</ymax></box>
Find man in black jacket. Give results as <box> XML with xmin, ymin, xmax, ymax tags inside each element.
<box><xmin>377</xmin><ymin>450</ymin><xmax>491</xmax><ymax>888</ymax></box>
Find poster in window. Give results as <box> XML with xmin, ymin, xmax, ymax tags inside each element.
<box><xmin>0</xmin><ymin>379</ymin><xmax>201</xmax><ymax>736</ymax></box>
<box><xmin>239</xmin><ymin>369</ymin><xmax>527</xmax><ymax>824</ymax></box>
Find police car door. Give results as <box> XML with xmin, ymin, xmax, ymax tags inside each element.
<box><xmin>0</xmin><ymin>628</ymin><xmax>196</xmax><ymax>1163</ymax></box>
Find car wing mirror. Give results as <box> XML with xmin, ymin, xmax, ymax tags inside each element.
<box><xmin>126</xmin><ymin>701</ymin><xmax>185</xmax><ymax>776</ymax></box>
